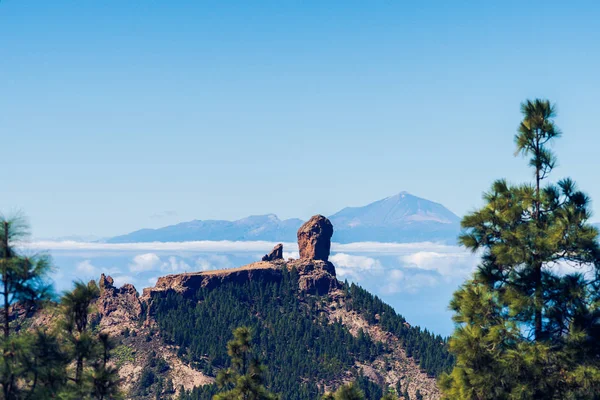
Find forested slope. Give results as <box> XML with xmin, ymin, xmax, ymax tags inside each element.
<box><xmin>148</xmin><ymin>266</ymin><xmax>451</xmax><ymax>399</ymax></box>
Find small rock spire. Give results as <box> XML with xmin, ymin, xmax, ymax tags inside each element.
<box><xmin>262</xmin><ymin>243</ymin><xmax>284</xmax><ymax>261</ymax></box>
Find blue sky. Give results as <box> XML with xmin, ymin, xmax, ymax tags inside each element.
<box><xmin>2</xmin><ymin>0</ymin><xmax>600</xmax><ymax>238</ymax></box>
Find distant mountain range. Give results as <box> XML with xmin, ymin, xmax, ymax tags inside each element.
<box><xmin>107</xmin><ymin>192</ymin><xmax>461</xmax><ymax>244</ymax></box>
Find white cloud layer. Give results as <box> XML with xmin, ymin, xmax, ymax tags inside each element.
<box><xmin>330</xmin><ymin>253</ymin><xmax>382</xmax><ymax>270</ymax></box>
<box><xmin>161</xmin><ymin>256</ymin><xmax>191</xmax><ymax>273</ymax></box>
<box><xmin>76</xmin><ymin>260</ymin><xmax>97</xmax><ymax>275</ymax></box>
<box><xmin>330</xmin><ymin>253</ymin><xmax>383</xmax><ymax>281</ymax></box>
<box><xmin>400</xmin><ymin>251</ymin><xmax>478</xmax><ymax>278</ymax></box>
<box><xmin>34</xmin><ymin>240</ymin><xmax>481</xmax><ymax>297</ymax></box>
<box><xmin>113</xmin><ymin>275</ymin><xmax>135</xmax><ymax>288</ymax></box>
<box><xmin>23</xmin><ymin>240</ymin><xmax>467</xmax><ymax>255</ymax></box>
<box><xmin>129</xmin><ymin>253</ymin><xmax>161</xmax><ymax>272</ymax></box>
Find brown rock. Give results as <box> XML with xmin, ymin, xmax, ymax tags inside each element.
<box><xmin>289</xmin><ymin>259</ymin><xmax>338</xmax><ymax>295</ymax></box>
<box><xmin>99</xmin><ymin>273</ymin><xmax>114</xmax><ymax>291</ymax></box>
<box><xmin>96</xmin><ymin>275</ymin><xmax>142</xmax><ymax>331</ymax></box>
<box><xmin>262</xmin><ymin>243</ymin><xmax>283</xmax><ymax>261</ymax></box>
<box><xmin>143</xmin><ymin>262</ymin><xmax>284</xmax><ymax>299</ymax></box>
<box><xmin>297</xmin><ymin>215</ymin><xmax>333</xmax><ymax>261</ymax></box>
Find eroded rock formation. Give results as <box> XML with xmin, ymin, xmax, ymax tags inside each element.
<box><xmin>262</xmin><ymin>243</ymin><xmax>283</xmax><ymax>261</ymax></box>
<box><xmin>96</xmin><ymin>273</ymin><xmax>142</xmax><ymax>332</ymax></box>
<box><xmin>143</xmin><ymin>214</ymin><xmax>339</xmax><ymax>299</ymax></box>
<box><xmin>142</xmin><ymin>262</ymin><xmax>284</xmax><ymax>299</ymax></box>
<box><xmin>288</xmin><ymin>258</ymin><xmax>337</xmax><ymax>294</ymax></box>
<box><xmin>36</xmin><ymin>215</ymin><xmax>440</xmax><ymax>400</ymax></box>
<box><xmin>297</xmin><ymin>215</ymin><xmax>334</xmax><ymax>261</ymax></box>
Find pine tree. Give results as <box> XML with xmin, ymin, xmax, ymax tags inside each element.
<box><xmin>213</xmin><ymin>326</ymin><xmax>278</xmax><ymax>400</ymax></box>
<box><xmin>61</xmin><ymin>280</ymin><xmax>101</xmax><ymax>389</ymax></box>
<box><xmin>0</xmin><ymin>213</ymin><xmax>55</xmax><ymax>399</ymax></box>
<box><xmin>440</xmin><ymin>99</ymin><xmax>600</xmax><ymax>399</ymax></box>
<box><xmin>321</xmin><ymin>382</ymin><xmax>365</xmax><ymax>400</ymax></box>
<box><xmin>89</xmin><ymin>333</ymin><xmax>123</xmax><ymax>400</ymax></box>
<box><xmin>60</xmin><ymin>280</ymin><xmax>123</xmax><ymax>399</ymax></box>
<box><xmin>0</xmin><ymin>212</ymin><xmax>124</xmax><ymax>399</ymax></box>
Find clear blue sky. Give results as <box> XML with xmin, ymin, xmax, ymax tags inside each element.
<box><xmin>2</xmin><ymin>0</ymin><xmax>600</xmax><ymax>238</ymax></box>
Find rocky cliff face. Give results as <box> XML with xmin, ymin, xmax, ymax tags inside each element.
<box><xmin>143</xmin><ymin>254</ymin><xmax>339</xmax><ymax>299</ymax></box>
<box><xmin>70</xmin><ymin>215</ymin><xmax>441</xmax><ymax>399</ymax></box>
<box><xmin>142</xmin><ymin>261</ymin><xmax>285</xmax><ymax>299</ymax></box>
<box><xmin>96</xmin><ymin>273</ymin><xmax>143</xmax><ymax>334</ymax></box>
<box><xmin>144</xmin><ymin>216</ymin><xmax>339</xmax><ymax>299</ymax></box>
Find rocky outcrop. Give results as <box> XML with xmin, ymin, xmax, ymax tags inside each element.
<box><xmin>262</xmin><ymin>243</ymin><xmax>283</xmax><ymax>261</ymax></box>
<box><xmin>144</xmin><ymin>216</ymin><xmax>339</xmax><ymax>300</ymax></box>
<box><xmin>143</xmin><ymin>262</ymin><xmax>284</xmax><ymax>299</ymax></box>
<box><xmin>143</xmin><ymin>257</ymin><xmax>339</xmax><ymax>299</ymax></box>
<box><xmin>96</xmin><ymin>274</ymin><xmax>142</xmax><ymax>333</ymax></box>
<box><xmin>297</xmin><ymin>215</ymin><xmax>334</xmax><ymax>261</ymax></box>
<box><xmin>52</xmin><ymin>216</ymin><xmax>441</xmax><ymax>399</ymax></box>
<box><xmin>288</xmin><ymin>258</ymin><xmax>338</xmax><ymax>295</ymax></box>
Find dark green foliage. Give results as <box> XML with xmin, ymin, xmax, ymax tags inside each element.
<box><xmin>354</xmin><ymin>375</ymin><xmax>383</xmax><ymax>399</ymax></box>
<box><xmin>441</xmin><ymin>99</ymin><xmax>600</xmax><ymax>399</ymax></box>
<box><xmin>0</xmin><ymin>211</ymin><xmax>124</xmax><ymax>399</ymax></box>
<box><xmin>61</xmin><ymin>280</ymin><xmax>101</xmax><ymax>387</ymax></box>
<box><xmin>140</xmin><ymin>368</ymin><xmax>156</xmax><ymax>389</ymax></box>
<box><xmin>153</xmin><ymin>266</ymin><xmax>451</xmax><ymax>399</ymax></box>
<box><xmin>344</xmin><ymin>283</ymin><xmax>453</xmax><ymax>376</ymax></box>
<box><xmin>152</xmin><ymin>266</ymin><xmax>377</xmax><ymax>399</ymax></box>
<box><xmin>135</xmin><ymin>351</ymin><xmax>176</xmax><ymax>398</ymax></box>
<box><xmin>89</xmin><ymin>334</ymin><xmax>122</xmax><ymax>400</ymax></box>
<box><xmin>321</xmin><ymin>379</ymin><xmax>395</xmax><ymax>400</ymax></box>
<box><xmin>324</xmin><ymin>382</ymin><xmax>364</xmax><ymax>400</ymax></box>
<box><xmin>59</xmin><ymin>281</ymin><xmax>124</xmax><ymax>399</ymax></box>
<box><xmin>213</xmin><ymin>326</ymin><xmax>278</xmax><ymax>400</ymax></box>
<box><xmin>0</xmin><ymin>213</ymin><xmax>56</xmax><ymax>399</ymax></box>
<box><xmin>178</xmin><ymin>385</ymin><xmax>220</xmax><ymax>400</ymax></box>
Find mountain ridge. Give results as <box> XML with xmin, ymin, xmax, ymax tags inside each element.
<box><xmin>133</xmin><ymin>215</ymin><xmax>446</xmax><ymax>398</ymax></box>
<box><xmin>107</xmin><ymin>192</ymin><xmax>461</xmax><ymax>244</ymax></box>
<box><xmin>26</xmin><ymin>215</ymin><xmax>450</xmax><ymax>399</ymax></box>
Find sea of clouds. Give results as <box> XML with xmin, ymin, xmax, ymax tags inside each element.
<box><xmin>21</xmin><ymin>240</ymin><xmax>481</xmax><ymax>336</ymax></box>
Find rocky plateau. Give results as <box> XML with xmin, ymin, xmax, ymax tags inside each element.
<box><xmin>29</xmin><ymin>215</ymin><xmax>441</xmax><ymax>399</ymax></box>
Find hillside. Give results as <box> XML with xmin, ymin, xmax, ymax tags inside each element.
<box><xmin>49</xmin><ymin>215</ymin><xmax>452</xmax><ymax>399</ymax></box>
<box><xmin>106</xmin><ymin>192</ymin><xmax>460</xmax><ymax>244</ymax></box>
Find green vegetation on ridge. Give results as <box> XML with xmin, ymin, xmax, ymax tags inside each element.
<box><xmin>151</xmin><ymin>265</ymin><xmax>452</xmax><ymax>399</ymax></box>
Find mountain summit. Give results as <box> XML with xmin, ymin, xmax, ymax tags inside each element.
<box><xmin>329</xmin><ymin>192</ymin><xmax>460</xmax><ymax>243</ymax></box>
<box><xmin>331</xmin><ymin>191</ymin><xmax>459</xmax><ymax>227</ymax></box>
<box><xmin>107</xmin><ymin>192</ymin><xmax>460</xmax><ymax>244</ymax></box>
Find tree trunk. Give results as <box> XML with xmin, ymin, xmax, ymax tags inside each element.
<box><xmin>75</xmin><ymin>356</ymin><xmax>83</xmax><ymax>386</ymax></box>
<box><xmin>1</xmin><ymin>222</ymin><xmax>11</xmax><ymax>400</ymax></box>
<box><xmin>534</xmin><ymin>261</ymin><xmax>543</xmax><ymax>340</ymax></box>
<box><xmin>534</xmin><ymin>132</ymin><xmax>543</xmax><ymax>341</ymax></box>
<box><xmin>2</xmin><ymin>222</ymin><xmax>9</xmax><ymax>340</ymax></box>
<box><xmin>3</xmin><ymin>280</ymin><xmax>8</xmax><ymax>340</ymax></box>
